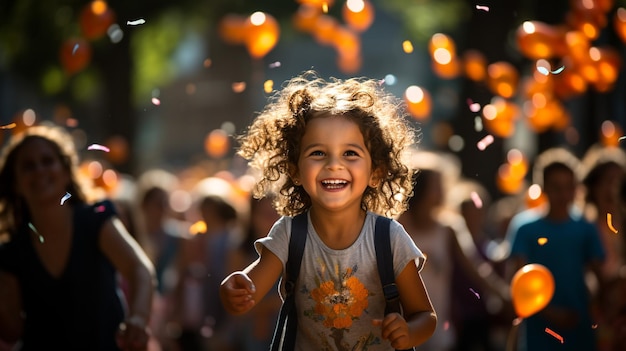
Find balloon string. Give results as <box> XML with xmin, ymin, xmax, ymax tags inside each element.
<box><xmin>505</xmin><ymin>317</ymin><xmax>524</xmax><ymax>351</ymax></box>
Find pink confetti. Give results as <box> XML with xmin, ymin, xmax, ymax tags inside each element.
<box><xmin>151</xmin><ymin>97</ymin><xmax>161</xmax><ymax>105</ymax></box>
<box><xmin>477</xmin><ymin>135</ymin><xmax>494</xmax><ymax>151</ymax></box>
<box><xmin>470</xmin><ymin>191</ymin><xmax>483</xmax><ymax>209</ymax></box>
<box><xmin>469</xmin><ymin>103</ymin><xmax>481</xmax><ymax>112</ymax></box>
<box><xmin>87</xmin><ymin>144</ymin><xmax>110</xmax><ymax>152</ymax></box>
<box><xmin>443</xmin><ymin>321</ymin><xmax>450</xmax><ymax>330</ymax></box>
<box><xmin>476</xmin><ymin>5</ymin><xmax>490</xmax><ymax>12</ymax></box>
<box><xmin>268</xmin><ymin>61</ymin><xmax>281</xmax><ymax>68</ymax></box>
<box><xmin>95</xmin><ymin>205</ymin><xmax>106</xmax><ymax>213</ymax></box>
<box><xmin>469</xmin><ymin>287</ymin><xmax>481</xmax><ymax>299</ymax></box>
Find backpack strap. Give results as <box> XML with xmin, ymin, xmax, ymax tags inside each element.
<box><xmin>374</xmin><ymin>216</ymin><xmax>416</xmax><ymax>351</ymax></box>
<box><xmin>270</xmin><ymin>213</ymin><xmax>308</xmax><ymax>351</ymax></box>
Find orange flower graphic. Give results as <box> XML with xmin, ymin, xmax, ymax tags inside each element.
<box><xmin>307</xmin><ymin>267</ymin><xmax>369</xmax><ymax>329</ymax></box>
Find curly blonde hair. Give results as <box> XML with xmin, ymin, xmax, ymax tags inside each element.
<box><xmin>238</xmin><ymin>71</ymin><xmax>418</xmax><ymax>217</ymax></box>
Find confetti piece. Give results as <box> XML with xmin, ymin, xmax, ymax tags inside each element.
<box><xmin>322</xmin><ymin>2</ymin><xmax>329</xmax><ymax>13</ymax></box>
<box><xmin>476</xmin><ymin>5</ymin><xmax>490</xmax><ymax>12</ymax></box>
<box><xmin>544</xmin><ymin>327</ymin><xmax>564</xmax><ymax>343</ymax></box>
<box><xmin>232</xmin><ymin>82</ymin><xmax>246</xmax><ymax>93</ymax></box>
<box><xmin>264</xmin><ymin>80</ymin><xmax>274</xmax><ymax>93</ymax></box>
<box><xmin>127</xmin><ymin>19</ymin><xmax>146</xmax><ymax>26</ymax></box>
<box><xmin>591</xmin><ymin>324</ymin><xmax>598</xmax><ymax>329</ymax></box>
<box><xmin>470</xmin><ymin>191</ymin><xmax>483</xmax><ymax>209</ymax></box>
<box><xmin>537</xmin><ymin>66</ymin><xmax>550</xmax><ymax>76</ymax></box>
<box><xmin>0</xmin><ymin>123</ymin><xmax>16</xmax><ymax>129</ymax></box>
<box><xmin>474</xmin><ymin>116</ymin><xmax>483</xmax><ymax>132</ymax></box>
<box><xmin>607</xmin><ymin>213</ymin><xmax>619</xmax><ymax>234</ymax></box>
<box><xmin>151</xmin><ymin>97</ymin><xmax>161</xmax><ymax>105</ymax></box>
<box><xmin>402</xmin><ymin>40</ymin><xmax>414</xmax><ymax>54</ymax></box>
<box><xmin>72</xmin><ymin>44</ymin><xmax>79</xmax><ymax>55</ymax></box>
<box><xmin>469</xmin><ymin>287</ymin><xmax>481</xmax><ymax>299</ymax></box>
<box><xmin>477</xmin><ymin>134</ymin><xmax>494</xmax><ymax>151</ymax></box>
<box><xmin>538</xmin><ymin>237</ymin><xmax>548</xmax><ymax>245</ymax></box>
<box><xmin>60</xmin><ymin>192</ymin><xmax>72</xmax><ymax>205</ymax></box>
<box><xmin>469</xmin><ymin>102</ymin><xmax>481</xmax><ymax>112</ymax></box>
<box><xmin>95</xmin><ymin>205</ymin><xmax>106</xmax><ymax>213</ymax></box>
<box><xmin>443</xmin><ymin>321</ymin><xmax>450</xmax><ymax>330</ymax></box>
<box><xmin>87</xmin><ymin>144</ymin><xmax>110</xmax><ymax>152</ymax></box>
<box><xmin>29</xmin><ymin>222</ymin><xmax>44</xmax><ymax>243</ymax></box>
<box><xmin>268</xmin><ymin>61</ymin><xmax>281</xmax><ymax>68</ymax></box>
<box><xmin>551</xmin><ymin>66</ymin><xmax>565</xmax><ymax>74</ymax></box>
<box><xmin>619</xmin><ymin>136</ymin><xmax>626</xmax><ymax>142</ymax></box>
<box><xmin>189</xmin><ymin>220</ymin><xmax>207</xmax><ymax>235</ymax></box>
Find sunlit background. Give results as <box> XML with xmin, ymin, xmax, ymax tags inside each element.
<box><xmin>1</xmin><ymin>0</ymin><xmax>625</xmax><ymax>205</ymax></box>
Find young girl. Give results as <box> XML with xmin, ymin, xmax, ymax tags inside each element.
<box><xmin>220</xmin><ymin>72</ymin><xmax>437</xmax><ymax>350</ymax></box>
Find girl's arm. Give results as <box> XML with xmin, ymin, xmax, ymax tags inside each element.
<box><xmin>0</xmin><ymin>271</ymin><xmax>22</xmax><ymax>342</ymax></box>
<box><xmin>220</xmin><ymin>247</ymin><xmax>283</xmax><ymax>315</ymax></box>
<box><xmin>100</xmin><ymin>217</ymin><xmax>156</xmax><ymax>349</ymax></box>
<box><xmin>386</xmin><ymin>259</ymin><xmax>437</xmax><ymax>349</ymax></box>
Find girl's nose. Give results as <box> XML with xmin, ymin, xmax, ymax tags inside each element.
<box><xmin>326</xmin><ymin>155</ymin><xmax>344</xmax><ymax>170</ymax></box>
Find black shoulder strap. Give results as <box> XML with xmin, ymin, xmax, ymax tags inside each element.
<box><xmin>270</xmin><ymin>213</ymin><xmax>308</xmax><ymax>351</ymax></box>
<box><xmin>374</xmin><ymin>216</ymin><xmax>416</xmax><ymax>351</ymax></box>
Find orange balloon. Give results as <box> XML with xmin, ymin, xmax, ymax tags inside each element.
<box><xmin>293</xmin><ymin>4</ymin><xmax>322</xmax><ymax>33</ymax></box>
<box><xmin>429</xmin><ymin>33</ymin><xmax>456</xmax><ymax>57</ymax></box>
<box><xmin>462</xmin><ymin>49</ymin><xmax>487</xmax><ymax>82</ymax></box>
<box><xmin>496</xmin><ymin>164</ymin><xmax>524</xmax><ymax>194</ymax></box>
<box><xmin>487</xmin><ymin>61</ymin><xmax>519</xmax><ymax>98</ymax></box>
<box><xmin>432</xmin><ymin>57</ymin><xmax>461</xmax><ymax>79</ymax></box>
<box><xmin>510</xmin><ymin>263</ymin><xmax>555</xmax><ymax>318</ymax></box>
<box><xmin>205</xmin><ymin>129</ymin><xmax>230</xmax><ymax>158</ymax></box>
<box><xmin>244</xmin><ymin>12</ymin><xmax>280</xmax><ymax>59</ymax></box>
<box><xmin>218</xmin><ymin>14</ymin><xmax>247</xmax><ymax>44</ymax></box>
<box><xmin>312</xmin><ymin>15</ymin><xmax>340</xmax><ymax>45</ymax></box>
<box><xmin>59</xmin><ymin>38</ymin><xmax>92</xmax><ymax>75</ymax></box>
<box><xmin>516</xmin><ymin>21</ymin><xmax>564</xmax><ymax>59</ymax></box>
<box><xmin>79</xmin><ymin>0</ymin><xmax>116</xmax><ymax>40</ymax></box>
<box><xmin>404</xmin><ymin>86</ymin><xmax>431</xmax><ymax>120</ymax></box>
<box><xmin>482</xmin><ymin>98</ymin><xmax>519</xmax><ymax>138</ymax></box>
<box><xmin>342</xmin><ymin>0</ymin><xmax>375</xmax><ymax>32</ymax></box>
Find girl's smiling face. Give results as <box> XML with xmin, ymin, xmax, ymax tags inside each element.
<box><xmin>294</xmin><ymin>116</ymin><xmax>377</xmax><ymax>213</ymax></box>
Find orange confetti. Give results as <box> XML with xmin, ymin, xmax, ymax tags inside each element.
<box><xmin>189</xmin><ymin>220</ymin><xmax>207</xmax><ymax>235</ymax></box>
<box><xmin>322</xmin><ymin>2</ymin><xmax>328</xmax><ymax>13</ymax></box>
<box><xmin>232</xmin><ymin>82</ymin><xmax>246</xmax><ymax>93</ymax></box>
<box><xmin>607</xmin><ymin>213</ymin><xmax>619</xmax><ymax>234</ymax></box>
<box><xmin>0</xmin><ymin>123</ymin><xmax>16</xmax><ymax>129</ymax></box>
<box><xmin>402</xmin><ymin>40</ymin><xmax>414</xmax><ymax>54</ymax></box>
<box><xmin>537</xmin><ymin>237</ymin><xmax>548</xmax><ymax>245</ymax></box>
<box><xmin>544</xmin><ymin>327</ymin><xmax>564</xmax><ymax>343</ymax></box>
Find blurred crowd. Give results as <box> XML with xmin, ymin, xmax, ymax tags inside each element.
<box><xmin>1</xmin><ymin>122</ymin><xmax>626</xmax><ymax>351</ymax></box>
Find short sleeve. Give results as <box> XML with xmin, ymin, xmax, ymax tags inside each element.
<box><xmin>254</xmin><ymin>216</ymin><xmax>291</xmax><ymax>270</ymax></box>
<box><xmin>74</xmin><ymin>199</ymin><xmax>118</xmax><ymax>240</ymax></box>
<box><xmin>390</xmin><ymin>219</ymin><xmax>425</xmax><ymax>277</ymax></box>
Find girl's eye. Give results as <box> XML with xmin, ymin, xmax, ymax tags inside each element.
<box><xmin>345</xmin><ymin>150</ymin><xmax>359</xmax><ymax>156</ymax></box>
<box><xmin>309</xmin><ymin>150</ymin><xmax>324</xmax><ymax>156</ymax></box>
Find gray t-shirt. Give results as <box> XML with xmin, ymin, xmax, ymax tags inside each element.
<box><xmin>256</xmin><ymin>211</ymin><xmax>425</xmax><ymax>351</ymax></box>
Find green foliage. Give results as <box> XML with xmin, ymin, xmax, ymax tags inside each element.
<box><xmin>379</xmin><ymin>0</ymin><xmax>470</xmax><ymax>43</ymax></box>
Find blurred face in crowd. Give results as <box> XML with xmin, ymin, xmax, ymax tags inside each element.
<box><xmin>543</xmin><ymin>167</ymin><xmax>577</xmax><ymax>211</ymax></box>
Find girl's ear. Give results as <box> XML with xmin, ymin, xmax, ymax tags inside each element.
<box><xmin>369</xmin><ymin>168</ymin><xmax>383</xmax><ymax>188</ymax></box>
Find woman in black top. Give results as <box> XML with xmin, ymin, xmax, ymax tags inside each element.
<box><xmin>0</xmin><ymin>124</ymin><xmax>155</xmax><ymax>351</ymax></box>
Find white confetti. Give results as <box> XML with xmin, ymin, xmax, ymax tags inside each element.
<box><xmin>72</xmin><ymin>44</ymin><xmax>79</xmax><ymax>55</ymax></box>
<box><xmin>87</xmin><ymin>144</ymin><xmax>110</xmax><ymax>152</ymax></box>
<box><xmin>127</xmin><ymin>19</ymin><xmax>146</xmax><ymax>26</ymax></box>
<box><xmin>268</xmin><ymin>61</ymin><xmax>281</xmax><ymax>68</ymax></box>
<box><xmin>476</xmin><ymin>5</ymin><xmax>490</xmax><ymax>12</ymax></box>
<box><xmin>60</xmin><ymin>192</ymin><xmax>72</xmax><ymax>205</ymax></box>
<box><xmin>28</xmin><ymin>222</ymin><xmax>44</xmax><ymax>243</ymax></box>
<box><xmin>151</xmin><ymin>97</ymin><xmax>161</xmax><ymax>105</ymax></box>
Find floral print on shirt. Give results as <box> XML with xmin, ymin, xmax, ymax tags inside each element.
<box><xmin>301</xmin><ymin>260</ymin><xmax>380</xmax><ymax>350</ymax></box>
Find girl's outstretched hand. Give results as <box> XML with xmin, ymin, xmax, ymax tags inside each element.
<box><xmin>220</xmin><ymin>272</ymin><xmax>257</xmax><ymax>315</ymax></box>
<box><xmin>116</xmin><ymin>315</ymin><xmax>149</xmax><ymax>351</ymax></box>
<box><xmin>372</xmin><ymin>313</ymin><xmax>411</xmax><ymax>350</ymax></box>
